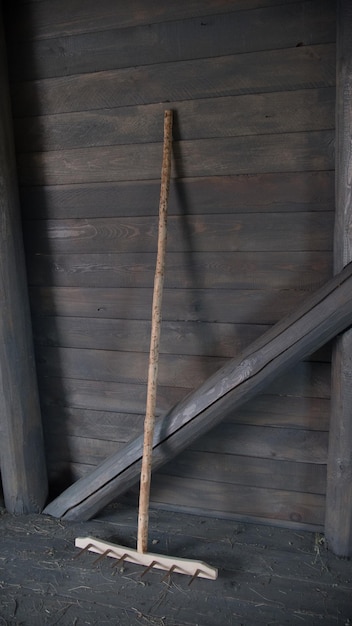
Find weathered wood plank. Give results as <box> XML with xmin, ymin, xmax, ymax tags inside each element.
<box><xmin>0</xmin><ymin>14</ymin><xmax>47</xmax><ymax>513</ymax></box>
<box><xmin>17</xmin><ymin>131</ymin><xmax>335</xmax><ymax>186</ymax></box>
<box><xmin>27</xmin><ymin>285</ymin><xmax>321</xmax><ymax>324</ymax></box>
<box><xmin>3</xmin><ymin>0</ymin><xmax>328</xmax><ymax>41</ymax></box>
<box><xmin>38</xmin><ymin>361</ymin><xmax>330</xmax><ymax>428</ymax></box>
<box><xmin>47</xmin><ymin>453</ymin><xmax>327</xmax><ymax>497</ymax></box>
<box><xmin>35</xmin><ymin>345</ymin><xmax>330</xmax><ymax>394</ymax></box>
<box><xmin>158</xmin><ymin>450</ymin><xmax>327</xmax><ymax>494</ymax></box>
<box><xmin>140</xmin><ymin>474</ymin><xmax>326</xmax><ymax>527</ymax></box>
<box><xmin>38</xmin><ymin>362</ymin><xmax>331</xmax><ymax>422</ymax></box>
<box><xmin>43</xmin><ymin>263</ymin><xmax>352</xmax><ymax>520</ymax></box>
<box><xmin>44</xmin><ymin>423</ymin><xmax>327</xmax><ymax>466</ymax></box>
<box><xmin>41</xmin><ymin>395</ymin><xmax>330</xmax><ymax>445</ymax></box>
<box><xmin>20</xmin><ymin>171</ymin><xmax>335</xmax><ymax>220</ymax></box>
<box><xmin>325</xmin><ymin>0</ymin><xmax>352</xmax><ymax>557</ymax></box>
<box><xmin>24</xmin><ymin>212</ymin><xmax>334</xmax><ymax>254</ymax></box>
<box><xmin>10</xmin><ymin>45</ymin><xmax>336</xmax><ymax>117</ymax></box>
<box><xmin>39</xmin><ymin>378</ymin><xmax>187</xmax><ymax>418</ymax></box>
<box><xmin>26</xmin><ymin>250</ymin><xmax>332</xmax><ymax>289</ymax></box>
<box><xmin>32</xmin><ymin>316</ymin><xmax>268</xmax><ymax>357</ymax></box>
<box><xmin>6</xmin><ymin>2</ymin><xmax>336</xmax><ymax>80</ymax></box>
<box><xmin>192</xmin><ymin>423</ymin><xmax>328</xmax><ymax>464</ymax></box>
<box><xmin>42</xmin><ymin>406</ymin><xmax>144</xmax><ymax>442</ymax></box>
<box><xmin>14</xmin><ymin>88</ymin><xmax>335</xmax><ymax>152</ymax></box>
<box><xmin>230</xmin><ymin>395</ymin><xmax>330</xmax><ymax>431</ymax></box>
<box><xmin>45</xmin><ymin>436</ymin><xmax>327</xmax><ymax>493</ymax></box>
<box><xmin>36</xmin><ymin>346</ymin><xmax>226</xmax><ymax>389</ymax></box>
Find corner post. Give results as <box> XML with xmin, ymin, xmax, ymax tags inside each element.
<box><xmin>0</xmin><ymin>9</ymin><xmax>48</xmax><ymax>513</ymax></box>
<box><xmin>325</xmin><ymin>0</ymin><xmax>352</xmax><ymax>557</ymax></box>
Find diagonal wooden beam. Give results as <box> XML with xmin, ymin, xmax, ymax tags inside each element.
<box><xmin>44</xmin><ymin>262</ymin><xmax>352</xmax><ymax>521</ymax></box>
<box><xmin>325</xmin><ymin>0</ymin><xmax>352</xmax><ymax>557</ymax></box>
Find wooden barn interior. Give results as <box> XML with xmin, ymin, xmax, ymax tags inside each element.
<box><xmin>0</xmin><ymin>1</ymin><xmax>352</xmax><ymax>620</ymax></box>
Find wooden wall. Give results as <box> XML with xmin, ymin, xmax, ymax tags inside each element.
<box><xmin>3</xmin><ymin>0</ymin><xmax>336</xmax><ymax>529</ymax></box>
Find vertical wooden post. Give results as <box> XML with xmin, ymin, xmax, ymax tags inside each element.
<box><xmin>325</xmin><ymin>0</ymin><xmax>352</xmax><ymax>557</ymax></box>
<box><xmin>0</xmin><ymin>11</ymin><xmax>48</xmax><ymax>513</ymax></box>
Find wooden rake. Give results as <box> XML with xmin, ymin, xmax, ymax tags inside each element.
<box><xmin>75</xmin><ymin>110</ymin><xmax>218</xmax><ymax>584</ymax></box>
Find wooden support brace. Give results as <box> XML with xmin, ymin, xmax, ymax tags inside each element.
<box><xmin>44</xmin><ymin>261</ymin><xmax>352</xmax><ymax>521</ymax></box>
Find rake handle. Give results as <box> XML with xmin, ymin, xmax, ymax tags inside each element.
<box><xmin>137</xmin><ymin>110</ymin><xmax>173</xmax><ymax>554</ymax></box>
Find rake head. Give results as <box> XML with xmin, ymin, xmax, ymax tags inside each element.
<box><xmin>75</xmin><ymin>536</ymin><xmax>218</xmax><ymax>584</ymax></box>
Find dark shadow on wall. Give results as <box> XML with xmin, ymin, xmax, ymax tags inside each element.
<box><xmin>2</xmin><ymin>3</ymin><xmax>73</xmax><ymax>502</ymax></box>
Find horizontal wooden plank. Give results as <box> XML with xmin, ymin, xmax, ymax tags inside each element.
<box><xmin>36</xmin><ymin>345</ymin><xmax>331</xmax><ymax>396</ymax></box>
<box><xmin>265</xmin><ymin>362</ymin><xmax>331</xmax><ymax>399</ymax></box>
<box><xmin>159</xmin><ymin>449</ymin><xmax>327</xmax><ymax>494</ymax></box>
<box><xmin>36</xmin><ymin>346</ymin><xmax>226</xmax><ymax>389</ymax></box>
<box><xmin>3</xmin><ymin>0</ymin><xmax>327</xmax><ymax>41</ymax></box>
<box><xmin>32</xmin><ymin>315</ymin><xmax>331</xmax><ymax>362</ymax></box>
<box><xmin>27</xmin><ymin>250</ymin><xmax>332</xmax><ymax>289</ymax></box>
<box><xmin>44</xmin><ymin>421</ymin><xmax>328</xmax><ymax>465</ymax></box>
<box><xmin>24</xmin><ymin>211</ymin><xmax>334</xmax><ymax>254</ymax></box>
<box><xmin>43</xmin><ymin>429</ymin><xmax>327</xmax><ymax>493</ymax></box>
<box><xmin>20</xmin><ymin>171</ymin><xmax>335</xmax><ymax>219</ymax></box>
<box><xmin>10</xmin><ymin>45</ymin><xmax>336</xmax><ymax>117</ymax></box>
<box><xmin>17</xmin><ymin>131</ymin><xmax>335</xmax><ymax>186</ymax></box>
<box><xmin>14</xmin><ymin>88</ymin><xmax>335</xmax><ymax>152</ymax></box>
<box><xmin>38</xmin><ymin>362</ymin><xmax>330</xmax><ymax>420</ymax></box>
<box><xmin>39</xmin><ymin>377</ymin><xmax>188</xmax><ymax>416</ymax></box>
<box><xmin>147</xmin><ymin>474</ymin><xmax>326</xmax><ymax>526</ymax></box>
<box><xmin>42</xmin><ymin>405</ymin><xmax>144</xmax><ymax>442</ymax></box>
<box><xmin>44</xmin><ymin>433</ymin><xmax>125</xmax><ymax>465</ymax></box>
<box><xmin>192</xmin><ymin>423</ymin><xmax>328</xmax><ymax>464</ymax></box>
<box><xmin>41</xmin><ymin>395</ymin><xmax>330</xmax><ymax>444</ymax></box>
<box><xmin>28</xmin><ymin>286</ymin><xmax>315</xmax><ymax>324</ymax></box>
<box><xmin>6</xmin><ymin>2</ymin><xmax>335</xmax><ymax>79</ymax></box>
<box><xmin>32</xmin><ymin>316</ymin><xmax>268</xmax><ymax>357</ymax></box>
<box><xmin>230</xmin><ymin>394</ymin><xmax>330</xmax><ymax>430</ymax></box>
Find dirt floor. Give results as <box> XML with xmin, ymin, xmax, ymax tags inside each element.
<box><xmin>0</xmin><ymin>498</ymin><xmax>351</xmax><ymax>626</ymax></box>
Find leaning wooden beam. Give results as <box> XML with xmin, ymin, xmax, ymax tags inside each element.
<box><xmin>325</xmin><ymin>0</ymin><xmax>352</xmax><ymax>557</ymax></box>
<box><xmin>0</xmin><ymin>13</ymin><xmax>48</xmax><ymax>512</ymax></box>
<box><xmin>44</xmin><ymin>261</ymin><xmax>352</xmax><ymax>521</ymax></box>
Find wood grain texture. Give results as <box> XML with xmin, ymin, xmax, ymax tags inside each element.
<box><xmin>26</xmin><ymin>250</ymin><xmax>332</xmax><ymax>289</ymax></box>
<box><xmin>326</xmin><ymin>0</ymin><xmax>352</xmax><ymax>558</ymax></box>
<box><xmin>0</xmin><ymin>16</ymin><xmax>48</xmax><ymax>513</ymax></box>
<box><xmin>145</xmin><ymin>474</ymin><xmax>326</xmax><ymax>527</ymax></box>
<box><xmin>6</xmin><ymin>1</ymin><xmax>336</xmax><ymax>80</ymax></box>
<box><xmin>43</xmin><ymin>435</ymin><xmax>327</xmax><ymax>491</ymax></box>
<box><xmin>25</xmin><ymin>212</ymin><xmax>334</xmax><ymax>254</ymax></box>
<box><xmin>32</xmin><ymin>316</ymin><xmax>269</xmax><ymax>357</ymax></box>
<box><xmin>158</xmin><ymin>449</ymin><xmax>327</xmax><ymax>494</ymax></box>
<box><xmin>10</xmin><ymin>45</ymin><xmax>336</xmax><ymax>117</ymax></box>
<box><xmin>191</xmin><ymin>423</ymin><xmax>328</xmax><ymax>464</ymax></box>
<box><xmin>17</xmin><ymin>131</ymin><xmax>335</xmax><ymax>186</ymax></box>
<box><xmin>3</xmin><ymin>0</ymin><xmax>329</xmax><ymax>41</ymax></box>
<box><xmin>13</xmin><ymin>88</ymin><xmax>335</xmax><ymax>153</ymax></box>
<box><xmin>4</xmin><ymin>0</ymin><xmax>337</xmax><ymax>529</ymax></box>
<box><xmin>41</xmin><ymin>395</ymin><xmax>329</xmax><ymax>442</ymax></box>
<box><xmin>42</xmin><ymin>263</ymin><xmax>352</xmax><ymax>520</ymax></box>
<box><xmin>20</xmin><ymin>172</ymin><xmax>335</xmax><ymax>220</ymax></box>
<box><xmin>27</xmin><ymin>285</ymin><xmax>322</xmax><ymax>324</ymax></box>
